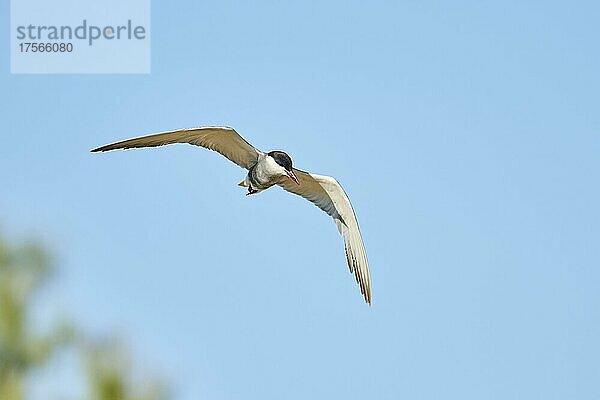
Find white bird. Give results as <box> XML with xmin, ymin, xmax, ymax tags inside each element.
<box><xmin>92</xmin><ymin>126</ymin><xmax>372</xmax><ymax>304</ymax></box>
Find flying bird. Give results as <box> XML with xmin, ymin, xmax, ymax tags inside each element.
<box><xmin>92</xmin><ymin>126</ymin><xmax>372</xmax><ymax>304</ymax></box>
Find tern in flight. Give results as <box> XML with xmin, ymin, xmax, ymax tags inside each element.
<box><xmin>92</xmin><ymin>126</ymin><xmax>372</xmax><ymax>304</ymax></box>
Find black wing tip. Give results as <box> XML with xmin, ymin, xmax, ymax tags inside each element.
<box><xmin>91</xmin><ymin>144</ymin><xmax>121</xmax><ymax>152</ymax></box>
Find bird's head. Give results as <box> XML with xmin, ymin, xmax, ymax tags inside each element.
<box><xmin>268</xmin><ymin>151</ymin><xmax>299</xmax><ymax>185</ymax></box>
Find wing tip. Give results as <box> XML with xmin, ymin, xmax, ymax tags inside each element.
<box><xmin>91</xmin><ymin>144</ymin><xmax>117</xmax><ymax>152</ymax></box>
<box><xmin>363</xmin><ymin>288</ymin><xmax>372</xmax><ymax>305</ymax></box>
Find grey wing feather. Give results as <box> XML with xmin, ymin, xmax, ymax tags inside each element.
<box><xmin>91</xmin><ymin>126</ymin><xmax>260</xmax><ymax>170</ymax></box>
<box><xmin>278</xmin><ymin>169</ymin><xmax>372</xmax><ymax>304</ymax></box>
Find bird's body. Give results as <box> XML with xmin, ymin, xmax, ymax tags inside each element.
<box><xmin>92</xmin><ymin>126</ymin><xmax>372</xmax><ymax>304</ymax></box>
<box><xmin>242</xmin><ymin>153</ymin><xmax>287</xmax><ymax>193</ymax></box>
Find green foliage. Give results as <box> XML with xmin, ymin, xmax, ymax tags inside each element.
<box><xmin>0</xmin><ymin>232</ymin><xmax>169</xmax><ymax>400</ymax></box>
<box><xmin>0</xmin><ymin>235</ymin><xmax>71</xmax><ymax>400</ymax></box>
<box><xmin>84</xmin><ymin>339</ymin><xmax>168</xmax><ymax>400</ymax></box>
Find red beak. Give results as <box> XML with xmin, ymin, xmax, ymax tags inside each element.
<box><xmin>287</xmin><ymin>170</ymin><xmax>300</xmax><ymax>185</ymax></box>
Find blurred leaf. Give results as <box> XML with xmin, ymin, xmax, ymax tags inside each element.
<box><xmin>84</xmin><ymin>338</ymin><xmax>168</xmax><ymax>400</ymax></box>
<box><xmin>0</xmin><ymin>230</ymin><xmax>170</xmax><ymax>400</ymax></box>
<box><xmin>0</xmin><ymin>235</ymin><xmax>58</xmax><ymax>400</ymax></box>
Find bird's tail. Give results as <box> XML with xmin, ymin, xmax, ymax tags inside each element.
<box><xmin>238</xmin><ymin>179</ymin><xmax>248</xmax><ymax>187</ymax></box>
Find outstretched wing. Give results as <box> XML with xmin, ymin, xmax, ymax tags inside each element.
<box><xmin>278</xmin><ymin>169</ymin><xmax>372</xmax><ymax>304</ymax></box>
<box><xmin>91</xmin><ymin>126</ymin><xmax>261</xmax><ymax>170</ymax></box>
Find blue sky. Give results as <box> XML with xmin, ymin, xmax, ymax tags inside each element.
<box><xmin>1</xmin><ymin>1</ymin><xmax>599</xmax><ymax>399</ymax></box>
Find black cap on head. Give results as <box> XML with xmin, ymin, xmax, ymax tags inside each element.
<box><xmin>268</xmin><ymin>151</ymin><xmax>293</xmax><ymax>171</ymax></box>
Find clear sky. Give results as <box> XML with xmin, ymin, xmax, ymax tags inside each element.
<box><xmin>1</xmin><ymin>1</ymin><xmax>599</xmax><ymax>399</ymax></box>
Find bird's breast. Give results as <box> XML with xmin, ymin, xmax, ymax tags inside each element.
<box><xmin>249</xmin><ymin>155</ymin><xmax>282</xmax><ymax>189</ymax></box>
